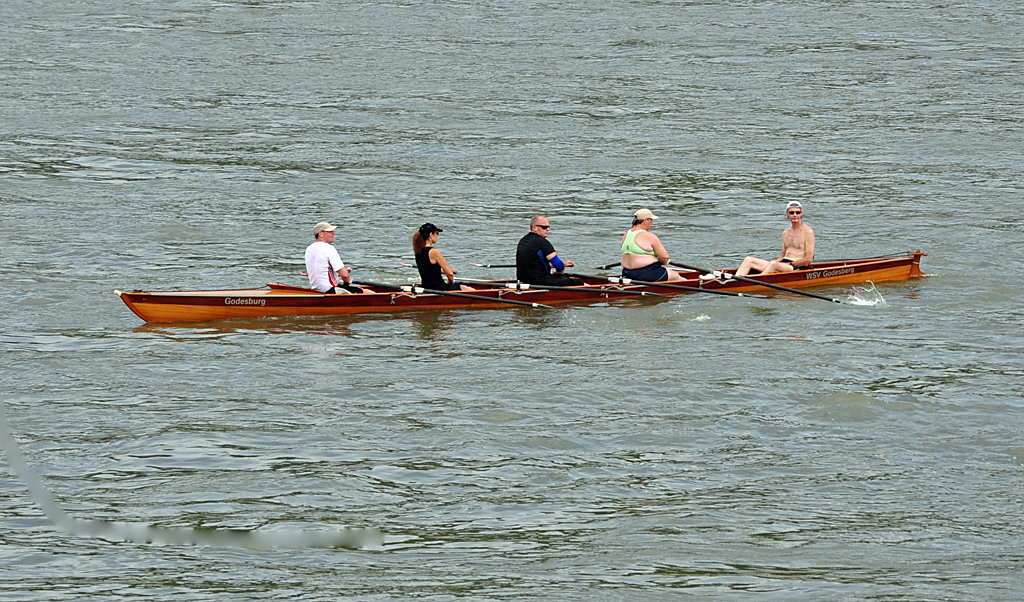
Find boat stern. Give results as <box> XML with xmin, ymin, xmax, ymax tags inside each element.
<box><xmin>908</xmin><ymin>250</ymin><xmax>927</xmax><ymax>277</ymax></box>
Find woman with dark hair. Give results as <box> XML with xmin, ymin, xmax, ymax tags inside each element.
<box><xmin>412</xmin><ymin>223</ymin><xmax>475</xmax><ymax>291</ymax></box>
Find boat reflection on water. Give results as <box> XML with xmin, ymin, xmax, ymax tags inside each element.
<box><xmin>132</xmin><ymin>308</ymin><xmax>461</xmax><ymax>340</ymax></box>
<box><xmin>410</xmin><ymin>310</ymin><xmax>456</xmax><ymax>340</ymax></box>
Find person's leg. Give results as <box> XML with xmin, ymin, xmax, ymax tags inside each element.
<box><xmin>542</xmin><ymin>274</ymin><xmax>583</xmax><ymax>287</ymax></box>
<box><xmin>436</xmin><ymin>281</ymin><xmax>474</xmax><ymax>292</ymax></box>
<box><xmin>759</xmin><ymin>261</ymin><xmax>795</xmax><ymax>276</ymax></box>
<box><xmin>736</xmin><ymin>256</ymin><xmax>769</xmax><ymax>277</ymax></box>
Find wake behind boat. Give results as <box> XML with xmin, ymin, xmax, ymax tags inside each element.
<box><xmin>117</xmin><ymin>251</ymin><xmax>926</xmax><ymax>324</ymax></box>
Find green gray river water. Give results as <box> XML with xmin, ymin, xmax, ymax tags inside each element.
<box><xmin>2</xmin><ymin>1</ymin><xmax>1022</xmax><ymax>599</ymax></box>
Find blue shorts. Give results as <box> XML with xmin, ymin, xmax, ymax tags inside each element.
<box><xmin>622</xmin><ymin>263</ymin><xmax>669</xmax><ymax>282</ymax></box>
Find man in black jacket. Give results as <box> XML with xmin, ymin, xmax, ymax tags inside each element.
<box><xmin>515</xmin><ymin>216</ymin><xmax>582</xmax><ymax>286</ymax></box>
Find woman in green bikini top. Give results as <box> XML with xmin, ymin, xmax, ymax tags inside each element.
<box><xmin>619</xmin><ymin>208</ymin><xmax>683</xmax><ymax>282</ymax></box>
<box><xmin>620</xmin><ymin>228</ymin><xmax>658</xmax><ymax>258</ymax></box>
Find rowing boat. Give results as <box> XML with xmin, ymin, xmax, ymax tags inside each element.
<box><xmin>117</xmin><ymin>251</ymin><xmax>926</xmax><ymax>324</ymax></box>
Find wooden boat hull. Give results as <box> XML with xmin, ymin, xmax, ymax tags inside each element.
<box><xmin>667</xmin><ymin>251</ymin><xmax>927</xmax><ymax>295</ymax></box>
<box><xmin>117</xmin><ymin>251</ymin><xmax>926</xmax><ymax>323</ymax></box>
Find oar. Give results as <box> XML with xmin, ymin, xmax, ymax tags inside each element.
<box><xmin>598</xmin><ymin>274</ymin><xmax>765</xmax><ymax>298</ymax></box>
<box><xmin>668</xmin><ymin>263</ymin><xmax>847</xmax><ymax>304</ymax></box>
<box><xmin>400</xmin><ymin>262</ymin><xmax>458</xmax><ymax>274</ymax></box>
<box><xmin>592</xmin><ymin>261</ymin><xmax>707</xmax><ymax>275</ymax></box>
<box><xmin>354</xmin><ymin>281</ymin><xmax>552</xmax><ymax>309</ymax></box>
<box><xmin>567</xmin><ymin>273</ymin><xmax>763</xmax><ymax>298</ymax></box>
<box><xmin>470</xmin><ymin>262</ymin><xmax>516</xmax><ymax>268</ymax></box>
<box><xmin>458</xmin><ymin>278</ymin><xmax>666</xmax><ymax>298</ymax></box>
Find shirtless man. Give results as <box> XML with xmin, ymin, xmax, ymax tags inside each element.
<box><xmin>619</xmin><ymin>208</ymin><xmax>683</xmax><ymax>282</ymax></box>
<box><xmin>735</xmin><ymin>201</ymin><xmax>815</xmax><ymax>277</ymax></box>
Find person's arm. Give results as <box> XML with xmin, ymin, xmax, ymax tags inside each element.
<box><xmin>544</xmin><ymin>251</ymin><xmax>574</xmax><ymax>273</ymax></box>
<box><xmin>648</xmin><ymin>233</ymin><xmax>671</xmax><ymax>265</ymax></box>
<box><xmin>333</xmin><ymin>257</ymin><xmax>353</xmax><ymax>285</ymax></box>
<box><xmin>337</xmin><ymin>266</ymin><xmax>353</xmax><ymax>285</ymax></box>
<box><xmin>430</xmin><ymin>248</ymin><xmax>457</xmax><ymax>284</ymax></box>
<box><xmin>798</xmin><ymin>229</ymin><xmax>815</xmax><ymax>267</ymax></box>
<box><xmin>329</xmin><ymin>248</ymin><xmax>353</xmax><ymax>285</ymax></box>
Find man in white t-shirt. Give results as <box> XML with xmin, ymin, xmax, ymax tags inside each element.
<box><xmin>305</xmin><ymin>222</ymin><xmax>362</xmax><ymax>293</ymax></box>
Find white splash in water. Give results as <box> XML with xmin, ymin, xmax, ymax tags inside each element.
<box><xmin>1</xmin><ymin>401</ymin><xmax>382</xmax><ymax>549</ymax></box>
<box><xmin>845</xmin><ymin>281</ymin><xmax>887</xmax><ymax>307</ymax></box>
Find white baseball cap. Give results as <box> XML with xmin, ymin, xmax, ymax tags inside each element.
<box><xmin>312</xmin><ymin>222</ymin><xmax>337</xmax><ymax>235</ymax></box>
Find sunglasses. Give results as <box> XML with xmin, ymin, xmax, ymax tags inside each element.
<box><xmin>788</xmin><ymin>210</ymin><xmax>802</xmax><ymax>215</ymax></box>
<box><xmin>536</xmin><ymin>224</ymin><xmax>550</xmax><ymax>229</ymax></box>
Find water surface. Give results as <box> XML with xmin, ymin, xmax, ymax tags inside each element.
<box><xmin>2</xmin><ymin>1</ymin><xmax>1023</xmax><ymax>599</ymax></box>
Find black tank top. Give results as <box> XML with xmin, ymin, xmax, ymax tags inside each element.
<box><xmin>415</xmin><ymin>246</ymin><xmax>446</xmax><ymax>290</ymax></box>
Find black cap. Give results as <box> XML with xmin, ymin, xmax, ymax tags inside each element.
<box><xmin>418</xmin><ymin>223</ymin><xmax>443</xmax><ymax>237</ymax></box>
